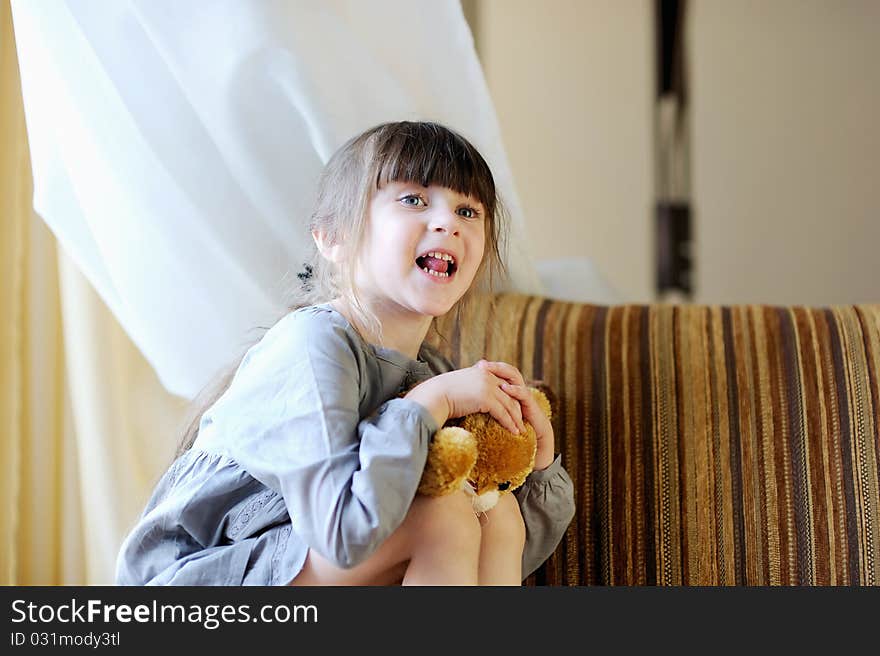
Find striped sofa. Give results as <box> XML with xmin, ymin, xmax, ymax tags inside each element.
<box><xmin>429</xmin><ymin>294</ymin><xmax>880</xmax><ymax>586</ymax></box>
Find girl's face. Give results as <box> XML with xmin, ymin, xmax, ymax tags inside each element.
<box><xmin>354</xmin><ymin>181</ymin><xmax>486</xmax><ymax>320</ymax></box>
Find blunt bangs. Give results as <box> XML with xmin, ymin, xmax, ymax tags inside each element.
<box><xmin>373</xmin><ymin>122</ymin><xmax>496</xmax><ymax>216</ymax></box>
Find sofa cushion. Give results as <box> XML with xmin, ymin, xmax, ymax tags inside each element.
<box><xmin>429</xmin><ymin>294</ymin><xmax>880</xmax><ymax>585</ymax></box>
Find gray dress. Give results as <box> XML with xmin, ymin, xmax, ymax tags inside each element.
<box><xmin>116</xmin><ymin>303</ymin><xmax>575</xmax><ymax>585</ymax></box>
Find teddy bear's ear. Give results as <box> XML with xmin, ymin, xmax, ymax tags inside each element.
<box><xmin>527</xmin><ymin>379</ymin><xmax>557</xmax><ymax>419</ymax></box>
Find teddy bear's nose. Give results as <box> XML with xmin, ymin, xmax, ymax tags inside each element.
<box><xmin>498</xmin><ymin>481</ymin><xmax>511</xmax><ymax>491</ymax></box>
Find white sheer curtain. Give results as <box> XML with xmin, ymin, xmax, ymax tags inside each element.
<box><xmin>11</xmin><ymin>0</ymin><xmax>543</xmax><ymax>400</ymax></box>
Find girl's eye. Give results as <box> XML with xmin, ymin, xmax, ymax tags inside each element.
<box><xmin>457</xmin><ymin>206</ymin><xmax>481</xmax><ymax>219</ymax></box>
<box><xmin>400</xmin><ymin>194</ymin><xmax>426</xmax><ymax>207</ymax></box>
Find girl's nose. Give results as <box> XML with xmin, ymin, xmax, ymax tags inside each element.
<box><xmin>429</xmin><ymin>209</ymin><xmax>460</xmax><ymax>236</ymax></box>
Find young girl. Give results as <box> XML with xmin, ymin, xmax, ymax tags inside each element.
<box><xmin>116</xmin><ymin>121</ymin><xmax>575</xmax><ymax>586</ymax></box>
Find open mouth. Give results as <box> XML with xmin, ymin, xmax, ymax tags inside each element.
<box><xmin>415</xmin><ymin>251</ymin><xmax>458</xmax><ymax>278</ymax></box>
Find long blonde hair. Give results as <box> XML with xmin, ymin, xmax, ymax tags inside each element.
<box><xmin>175</xmin><ymin>121</ymin><xmax>509</xmax><ymax>456</ymax></box>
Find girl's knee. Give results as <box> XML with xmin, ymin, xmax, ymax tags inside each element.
<box><xmin>482</xmin><ymin>494</ymin><xmax>526</xmax><ymax>547</ymax></box>
<box><xmin>409</xmin><ymin>491</ymin><xmax>482</xmax><ymax>546</ymax></box>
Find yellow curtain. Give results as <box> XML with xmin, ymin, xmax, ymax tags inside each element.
<box><xmin>1</xmin><ymin>0</ymin><xmax>188</xmax><ymax>583</ymax></box>
<box><xmin>0</xmin><ymin>0</ymin><xmax>22</xmax><ymax>584</ymax></box>
<box><xmin>1</xmin><ymin>0</ymin><xmax>70</xmax><ymax>584</ymax></box>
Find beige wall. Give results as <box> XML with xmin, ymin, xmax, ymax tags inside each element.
<box><xmin>689</xmin><ymin>0</ymin><xmax>879</xmax><ymax>305</ymax></box>
<box><xmin>474</xmin><ymin>0</ymin><xmax>654</xmax><ymax>303</ymax></box>
<box><xmin>471</xmin><ymin>0</ymin><xmax>879</xmax><ymax>306</ymax></box>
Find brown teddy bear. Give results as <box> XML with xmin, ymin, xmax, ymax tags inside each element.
<box><xmin>417</xmin><ymin>386</ymin><xmax>553</xmax><ymax>513</ymax></box>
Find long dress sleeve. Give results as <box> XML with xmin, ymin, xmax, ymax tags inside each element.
<box><xmin>195</xmin><ymin>310</ymin><xmax>438</xmax><ymax>569</ymax></box>
<box><xmin>514</xmin><ymin>453</ymin><xmax>576</xmax><ymax>579</ymax></box>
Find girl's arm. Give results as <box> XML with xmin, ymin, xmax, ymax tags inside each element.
<box><xmin>497</xmin><ymin>372</ymin><xmax>575</xmax><ymax>579</ymax></box>
<box><xmin>199</xmin><ymin>310</ymin><xmax>436</xmax><ymax>569</ymax></box>
<box><xmin>514</xmin><ymin>454</ymin><xmax>576</xmax><ymax>578</ymax></box>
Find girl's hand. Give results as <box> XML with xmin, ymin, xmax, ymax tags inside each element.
<box><xmin>475</xmin><ymin>359</ymin><xmax>525</xmax><ymax>387</ymax></box>
<box><xmin>500</xmin><ymin>382</ymin><xmax>556</xmax><ymax>472</ymax></box>
<box><xmin>404</xmin><ymin>362</ymin><xmax>526</xmax><ymax>436</ymax></box>
<box><xmin>473</xmin><ymin>361</ymin><xmax>556</xmax><ymax>472</ymax></box>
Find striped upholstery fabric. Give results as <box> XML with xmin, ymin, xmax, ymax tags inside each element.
<box><xmin>428</xmin><ymin>294</ymin><xmax>880</xmax><ymax>585</ymax></box>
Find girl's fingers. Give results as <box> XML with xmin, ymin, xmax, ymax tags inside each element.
<box><xmin>502</xmin><ymin>386</ymin><xmax>553</xmax><ymax>459</ymax></box>
<box><xmin>501</xmin><ymin>384</ymin><xmax>537</xmax><ymax>424</ymax></box>
<box><xmin>491</xmin><ymin>389</ymin><xmax>525</xmax><ymax>434</ymax></box>
<box><xmin>483</xmin><ymin>370</ymin><xmax>524</xmax><ymax>433</ymax></box>
<box><xmin>496</xmin><ymin>388</ymin><xmax>525</xmax><ymax>433</ymax></box>
<box><xmin>489</xmin><ymin>398</ymin><xmax>520</xmax><ymax>435</ymax></box>
<box><xmin>477</xmin><ymin>360</ymin><xmax>526</xmax><ymax>387</ymax></box>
